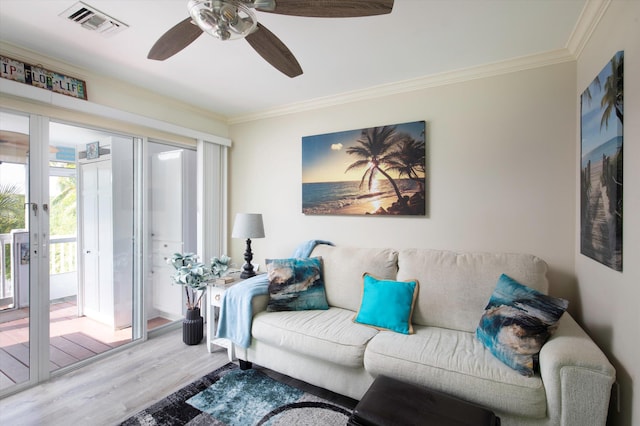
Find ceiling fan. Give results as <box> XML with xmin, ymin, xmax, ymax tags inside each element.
<box><xmin>147</xmin><ymin>0</ymin><xmax>394</xmax><ymax>78</ymax></box>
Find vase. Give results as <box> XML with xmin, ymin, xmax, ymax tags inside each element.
<box><xmin>183</xmin><ymin>307</ymin><xmax>204</xmax><ymax>345</ymax></box>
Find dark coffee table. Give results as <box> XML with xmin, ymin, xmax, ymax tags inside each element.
<box><xmin>348</xmin><ymin>375</ymin><xmax>500</xmax><ymax>426</ymax></box>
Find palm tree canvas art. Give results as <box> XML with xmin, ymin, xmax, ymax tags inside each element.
<box><xmin>580</xmin><ymin>51</ymin><xmax>623</xmax><ymax>271</ymax></box>
<box><xmin>302</xmin><ymin>121</ymin><xmax>426</xmax><ymax>216</ymax></box>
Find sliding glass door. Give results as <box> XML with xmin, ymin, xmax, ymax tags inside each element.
<box><xmin>0</xmin><ymin>107</ymin><xmax>221</xmax><ymax>396</ymax></box>
<box><xmin>0</xmin><ymin>111</ymin><xmax>31</xmax><ymax>391</ymax></box>
<box><xmin>0</xmin><ymin>112</ymin><xmax>139</xmax><ymax>393</ymax></box>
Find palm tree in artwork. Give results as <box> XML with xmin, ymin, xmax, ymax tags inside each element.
<box><xmin>599</xmin><ymin>53</ymin><xmax>623</xmax><ymax>234</ymax></box>
<box><xmin>385</xmin><ymin>133</ymin><xmax>426</xmax><ymax>192</ymax></box>
<box><xmin>600</xmin><ymin>53</ymin><xmax>623</xmax><ymax>128</ymax></box>
<box><xmin>345</xmin><ymin>126</ymin><xmax>406</xmax><ymax>206</ymax></box>
<box><xmin>583</xmin><ymin>52</ymin><xmax>623</xmax><ymax>128</ymax></box>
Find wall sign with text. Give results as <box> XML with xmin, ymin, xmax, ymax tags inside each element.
<box><xmin>1</xmin><ymin>55</ymin><xmax>88</xmax><ymax>100</ymax></box>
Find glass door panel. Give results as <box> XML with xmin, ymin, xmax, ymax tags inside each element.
<box><xmin>0</xmin><ymin>111</ymin><xmax>31</xmax><ymax>392</ymax></box>
<box><xmin>146</xmin><ymin>141</ymin><xmax>197</xmax><ymax>332</ymax></box>
<box><xmin>48</xmin><ymin>122</ymin><xmax>136</xmax><ymax>372</ymax></box>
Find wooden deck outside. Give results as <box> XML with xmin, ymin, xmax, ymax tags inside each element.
<box><xmin>0</xmin><ymin>300</ymin><xmax>171</xmax><ymax>390</ymax></box>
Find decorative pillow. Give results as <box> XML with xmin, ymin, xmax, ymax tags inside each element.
<box><xmin>265</xmin><ymin>257</ymin><xmax>329</xmax><ymax>312</ymax></box>
<box><xmin>354</xmin><ymin>273</ymin><xmax>419</xmax><ymax>334</ymax></box>
<box><xmin>476</xmin><ymin>274</ymin><xmax>569</xmax><ymax>376</ymax></box>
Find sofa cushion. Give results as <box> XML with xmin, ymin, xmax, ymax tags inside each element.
<box><xmin>396</xmin><ymin>249</ymin><xmax>549</xmax><ymax>332</ymax></box>
<box><xmin>251</xmin><ymin>307</ymin><xmax>378</xmax><ymax>368</ymax></box>
<box><xmin>310</xmin><ymin>245</ymin><xmax>398</xmax><ymax>312</ymax></box>
<box><xmin>265</xmin><ymin>257</ymin><xmax>329</xmax><ymax>312</ymax></box>
<box><xmin>354</xmin><ymin>273</ymin><xmax>418</xmax><ymax>334</ymax></box>
<box><xmin>476</xmin><ymin>274</ymin><xmax>568</xmax><ymax>376</ymax></box>
<box><xmin>364</xmin><ymin>325</ymin><xmax>547</xmax><ymax>418</ymax></box>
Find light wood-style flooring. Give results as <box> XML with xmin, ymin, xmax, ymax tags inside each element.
<box><xmin>0</xmin><ymin>327</ymin><xmax>230</xmax><ymax>425</ymax></box>
<box><xmin>0</xmin><ymin>327</ymin><xmax>358</xmax><ymax>426</ymax></box>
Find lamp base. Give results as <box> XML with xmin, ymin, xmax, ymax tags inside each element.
<box><xmin>240</xmin><ymin>267</ymin><xmax>256</xmax><ymax>279</ymax></box>
<box><xmin>240</xmin><ymin>238</ymin><xmax>256</xmax><ymax>279</ymax></box>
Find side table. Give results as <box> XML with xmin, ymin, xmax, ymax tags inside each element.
<box><xmin>206</xmin><ymin>278</ymin><xmax>240</xmax><ymax>361</ymax></box>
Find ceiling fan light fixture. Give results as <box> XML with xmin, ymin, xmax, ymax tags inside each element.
<box><xmin>187</xmin><ymin>0</ymin><xmax>257</xmax><ymax>41</ymax></box>
<box><xmin>150</xmin><ymin>0</ymin><xmax>394</xmax><ymax>77</ymax></box>
<box><xmin>252</xmin><ymin>0</ymin><xmax>276</xmax><ymax>12</ymax></box>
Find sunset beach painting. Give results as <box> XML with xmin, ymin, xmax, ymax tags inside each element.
<box><xmin>580</xmin><ymin>51</ymin><xmax>623</xmax><ymax>271</ymax></box>
<box><xmin>302</xmin><ymin>121</ymin><xmax>426</xmax><ymax>216</ymax></box>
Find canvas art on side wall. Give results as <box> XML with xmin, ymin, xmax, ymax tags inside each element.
<box><xmin>302</xmin><ymin>121</ymin><xmax>426</xmax><ymax>216</ymax></box>
<box><xmin>580</xmin><ymin>51</ymin><xmax>623</xmax><ymax>271</ymax></box>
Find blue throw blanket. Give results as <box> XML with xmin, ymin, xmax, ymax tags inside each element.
<box><xmin>216</xmin><ymin>240</ymin><xmax>333</xmax><ymax>348</ymax></box>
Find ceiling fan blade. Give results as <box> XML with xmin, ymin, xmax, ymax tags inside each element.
<box><xmin>148</xmin><ymin>17</ymin><xmax>204</xmax><ymax>61</ymax></box>
<box><xmin>245</xmin><ymin>23</ymin><xmax>303</xmax><ymax>78</ymax></box>
<box><xmin>257</xmin><ymin>0</ymin><xmax>394</xmax><ymax>17</ymax></box>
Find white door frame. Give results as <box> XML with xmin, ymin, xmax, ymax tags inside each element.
<box><xmin>28</xmin><ymin>113</ymin><xmax>51</xmax><ymax>385</ymax></box>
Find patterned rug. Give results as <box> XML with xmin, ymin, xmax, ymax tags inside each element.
<box><xmin>120</xmin><ymin>363</ymin><xmax>353</xmax><ymax>425</ymax></box>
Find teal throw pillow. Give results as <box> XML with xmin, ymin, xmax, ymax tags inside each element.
<box><xmin>354</xmin><ymin>273</ymin><xmax>419</xmax><ymax>334</ymax></box>
<box><xmin>265</xmin><ymin>257</ymin><xmax>329</xmax><ymax>312</ymax></box>
<box><xmin>476</xmin><ymin>274</ymin><xmax>569</xmax><ymax>376</ymax></box>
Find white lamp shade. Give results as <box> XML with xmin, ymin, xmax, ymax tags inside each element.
<box><xmin>231</xmin><ymin>213</ymin><xmax>265</xmax><ymax>239</ymax></box>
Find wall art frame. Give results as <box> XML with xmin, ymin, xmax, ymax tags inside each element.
<box><xmin>302</xmin><ymin>120</ymin><xmax>426</xmax><ymax>216</ymax></box>
<box><xmin>580</xmin><ymin>50</ymin><xmax>623</xmax><ymax>271</ymax></box>
<box><xmin>86</xmin><ymin>141</ymin><xmax>100</xmax><ymax>160</ymax></box>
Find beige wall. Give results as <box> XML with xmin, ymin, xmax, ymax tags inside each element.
<box><xmin>575</xmin><ymin>2</ymin><xmax>640</xmax><ymax>426</ymax></box>
<box><xmin>229</xmin><ymin>61</ymin><xmax>577</xmax><ymax>303</ymax></box>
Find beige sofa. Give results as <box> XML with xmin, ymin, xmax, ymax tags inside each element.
<box><xmin>235</xmin><ymin>246</ymin><xmax>615</xmax><ymax>425</ymax></box>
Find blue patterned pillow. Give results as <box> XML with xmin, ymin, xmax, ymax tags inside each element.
<box><xmin>265</xmin><ymin>257</ymin><xmax>329</xmax><ymax>312</ymax></box>
<box><xmin>354</xmin><ymin>273</ymin><xmax>419</xmax><ymax>334</ymax></box>
<box><xmin>476</xmin><ymin>274</ymin><xmax>569</xmax><ymax>376</ymax></box>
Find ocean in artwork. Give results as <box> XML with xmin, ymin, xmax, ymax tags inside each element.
<box><xmin>581</xmin><ymin>136</ymin><xmax>622</xmax><ymax>168</ymax></box>
<box><xmin>302</xmin><ymin>178</ymin><xmax>421</xmax><ymax>215</ymax></box>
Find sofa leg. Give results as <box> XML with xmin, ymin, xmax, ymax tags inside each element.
<box><xmin>239</xmin><ymin>359</ymin><xmax>252</xmax><ymax>370</ymax></box>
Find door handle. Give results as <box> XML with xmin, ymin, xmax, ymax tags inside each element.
<box><xmin>25</xmin><ymin>203</ymin><xmax>38</xmax><ymax>216</ymax></box>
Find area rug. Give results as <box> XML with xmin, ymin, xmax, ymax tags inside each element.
<box><xmin>120</xmin><ymin>363</ymin><xmax>353</xmax><ymax>425</ymax></box>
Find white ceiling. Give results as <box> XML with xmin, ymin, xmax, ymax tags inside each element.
<box><xmin>0</xmin><ymin>0</ymin><xmax>588</xmax><ymax>121</ymax></box>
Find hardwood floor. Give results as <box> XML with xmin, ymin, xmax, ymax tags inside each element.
<box><xmin>0</xmin><ymin>327</ymin><xmax>230</xmax><ymax>425</ymax></box>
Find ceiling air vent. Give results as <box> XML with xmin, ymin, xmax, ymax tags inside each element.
<box><xmin>59</xmin><ymin>1</ymin><xmax>128</xmax><ymax>36</ymax></box>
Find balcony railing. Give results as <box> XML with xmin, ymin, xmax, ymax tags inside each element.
<box><xmin>0</xmin><ymin>232</ymin><xmax>76</xmax><ymax>308</ymax></box>
<box><xmin>50</xmin><ymin>236</ymin><xmax>77</xmax><ymax>275</ymax></box>
<box><xmin>1</xmin><ymin>233</ymin><xmax>12</xmax><ymax>303</ymax></box>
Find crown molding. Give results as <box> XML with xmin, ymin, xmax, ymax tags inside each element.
<box><xmin>565</xmin><ymin>0</ymin><xmax>611</xmax><ymax>57</ymax></box>
<box><xmin>228</xmin><ymin>48</ymin><xmax>575</xmax><ymax>125</ymax></box>
<box><xmin>228</xmin><ymin>0</ymin><xmax>610</xmax><ymax>126</ymax></box>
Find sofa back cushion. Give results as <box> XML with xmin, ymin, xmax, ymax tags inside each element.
<box><xmin>311</xmin><ymin>245</ymin><xmax>398</xmax><ymax>312</ymax></box>
<box><xmin>396</xmin><ymin>249</ymin><xmax>549</xmax><ymax>332</ymax></box>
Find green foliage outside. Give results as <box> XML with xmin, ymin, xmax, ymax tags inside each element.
<box><xmin>50</xmin><ymin>175</ymin><xmax>77</xmax><ymax>236</ymax></box>
<box><xmin>1</xmin><ymin>184</ymin><xmax>26</xmax><ymax>281</ymax></box>
<box><xmin>49</xmin><ymin>173</ymin><xmax>77</xmax><ymax>274</ymax></box>
<box><xmin>0</xmin><ymin>183</ymin><xmax>25</xmax><ymax>234</ymax></box>
<box><xmin>1</xmin><ymin>168</ymin><xmax>79</xmax><ymax>278</ymax></box>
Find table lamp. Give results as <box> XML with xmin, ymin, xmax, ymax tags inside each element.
<box><xmin>231</xmin><ymin>213</ymin><xmax>265</xmax><ymax>279</ymax></box>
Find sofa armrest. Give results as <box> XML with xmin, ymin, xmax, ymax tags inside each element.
<box><xmin>233</xmin><ymin>293</ymin><xmax>268</xmax><ymax>362</ymax></box>
<box><xmin>538</xmin><ymin>313</ymin><xmax>615</xmax><ymax>426</ymax></box>
<box><xmin>251</xmin><ymin>294</ymin><xmax>269</xmax><ymax>316</ymax></box>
